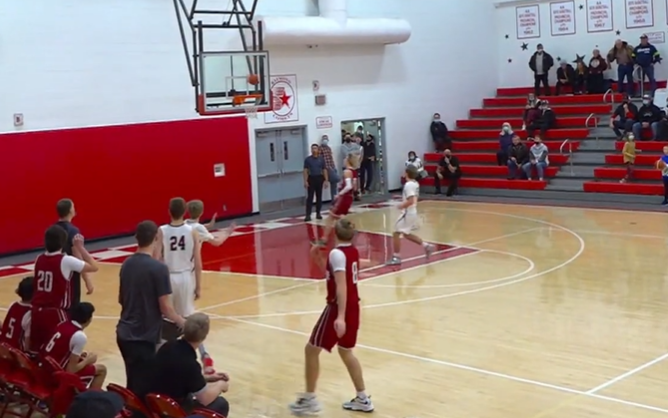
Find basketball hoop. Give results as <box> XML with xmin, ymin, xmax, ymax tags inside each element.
<box><xmin>245</xmin><ymin>106</ymin><xmax>258</xmax><ymax>119</ymax></box>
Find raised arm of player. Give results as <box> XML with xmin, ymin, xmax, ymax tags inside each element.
<box><xmin>330</xmin><ymin>249</ymin><xmax>347</xmax><ymax>337</ymax></box>
<box><xmin>72</xmin><ymin>235</ymin><xmax>99</xmax><ymax>274</ymax></box>
<box><xmin>153</xmin><ymin>228</ymin><xmax>164</xmax><ymax>261</ymax></box>
<box><xmin>205</xmin><ymin>213</ymin><xmax>218</xmax><ymax>230</ymax></box>
<box><xmin>204</xmin><ymin>223</ymin><xmax>236</xmax><ymax>247</ymax></box>
<box><xmin>192</xmin><ymin>229</ymin><xmax>203</xmax><ymax>300</ymax></box>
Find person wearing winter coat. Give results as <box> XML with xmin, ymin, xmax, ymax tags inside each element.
<box><xmin>528</xmin><ymin>44</ymin><xmax>554</xmax><ymax>96</ymax></box>
<box><xmin>632</xmin><ymin>95</ymin><xmax>663</xmax><ymax>140</ymax></box>
<box><xmin>607</xmin><ymin>39</ymin><xmax>636</xmax><ymax>96</ymax></box>
<box><xmin>588</xmin><ymin>49</ymin><xmax>608</xmax><ymax>93</ymax></box>
<box><xmin>634</xmin><ymin>34</ymin><xmax>662</xmax><ymax>95</ymax></box>
<box><xmin>496</xmin><ymin>123</ymin><xmax>514</xmax><ymax>166</ymax></box>
<box><xmin>507</xmin><ymin>135</ymin><xmax>530</xmax><ymax>179</ymax></box>
<box><xmin>555</xmin><ymin>61</ymin><xmax>576</xmax><ymax>95</ymax></box>
<box><xmin>522</xmin><ymin>136</ymin><xmax>550</xmax><ymax>181</ymax></box>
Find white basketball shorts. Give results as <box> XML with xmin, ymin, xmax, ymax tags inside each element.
<box><xmin>395</xmin><ymin>212</ymin><xmax>419</xmax><ymax>235</ymax></box>
<box><xmin>170</xmin><ymin>271</ymin><xmax>196</xmax><ymax>317</ymax></box>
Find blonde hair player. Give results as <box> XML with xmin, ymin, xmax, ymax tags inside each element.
<box><xmin>185</xmin><ymin>200</ymin><xmax>236</xmax><ymax>247</ymax></box>
<box><xmin>153</xmin><ymin>197</ymin><xmax>216</xmax><ymax>375</ymax></box>
<box><xmin>289</xmin><ymin>219</ymin><xmax>373</xmax><ymax>416</ymax></box>
<box><xmin>387</xmin><ymin>166</ymin><xmax>434</xmax><ymax>265</ymax></box>
<box><xmin>316</xmin><ymin>154</ymin><xmax>357</xmax><ymax>246</ymax></box>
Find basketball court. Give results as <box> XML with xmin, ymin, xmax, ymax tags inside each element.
<box><xmin>1</xmin><ymin>199</ymin><xmax>667</xmax><ymax>418</ymax></box>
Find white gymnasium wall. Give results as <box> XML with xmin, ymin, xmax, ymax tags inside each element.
<box><xmin>0</xmin><ymin>0</ymin><xmax>499</xmax><ymax>210</ymax></box>
<box><xmin>496</xmin><ymin>0</ymin><xmax>668</xmax><ymax>88</ymax></box>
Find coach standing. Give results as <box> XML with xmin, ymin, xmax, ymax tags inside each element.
<box><xmin>55</xmin><ymin>199</ymin><xmax>94</xmax><ymax>302</ymax></box>
<box><xmin>303</xmin><ymin>144</ymin><xmax>329</xmax><ymax>221</ymax></box>
<box><xmin>116</xmin><ymin>220</ymin><xmax>184</xmax><ymax>398</ymax></box>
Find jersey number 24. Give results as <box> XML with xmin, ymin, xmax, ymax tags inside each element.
<box><xmin>170</xmin><ymin>235</ymin><xmax>186</xmax><ymax>251</ymax></box>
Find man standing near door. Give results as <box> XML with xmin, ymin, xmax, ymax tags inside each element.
<box><xmin>303</xmin><ymin>144</ymin><xmax>329</xmax><ymax>221</ymax></box>
<box><xmin>360</xmin><ymin>134</ymin><xmax>376</xmax><ymax>193</ymax></box>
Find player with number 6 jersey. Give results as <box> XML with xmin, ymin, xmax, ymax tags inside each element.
<box><xmin>289</xmin><ymin>219</ymin><xmax>374</xmax><ymax>416</ymax></box>
<box><xmin>0</xmin><ymin>276</ymin><xmax>34</xmax><ymax>351</ymax></box>
<box><xmin>30</xmin><ymin>226</ymin><xmax>98</xmax><ymax>352</ymax></box>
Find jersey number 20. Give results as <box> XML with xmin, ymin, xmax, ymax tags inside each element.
<box><xmin>37</xmin><ymin>271</ymin><xmax>53</xmax><ymax>292</ymax></box>
<box><xmin>170</xmin><ymin>235</ymin><xmax>186</xmax><ymax>251</ymax></box>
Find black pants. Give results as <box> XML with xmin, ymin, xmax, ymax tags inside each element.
<box><xmin>534</xmin><ymin>73</ymin><xmax>550</xmax><ymax>96</ymax></box>
<box><xmin>191</xmin><ymin>397</ymin><xmax>230</xmax><ymax>416</ymax></box>
<box><xmin>117</xmin><ymin>339</ymin><xmax>157</xmax><ymax>398</ymax></box>
<box><xmin>71</xmin><ymin>272</ymin><xmax>81</xmax><ymax>305</ymax></box>
<box><xmin>433</xmin><ymin>171</ymin><xmax>460</xmax><ymax>196</ymax></box>
<box><xmin>306</xmin><ymin>175</ymin><xmax>324</xmax><ymax>216</ymax></box>
<box><xmin>555</xmin><ymin>80</ymin><xmax>573</xmax><ymax>95</ymax></box>
<box><xmin>526</xmin><ymin>122</ymin><xmax>550</xmax><ymax>138</ymax></box>
<box><xmin>574</xmin><ymin>75</ymin><xmax>586</xmax><ymax>93</ymax></box>
<box><xmin>587</xmin><ymin>73</ymin><xmax>605</xmax><ymax>94</ymax></box>
<box><xmin>360</xmin><ymin>159</ymin><xmax>373</xmax><ymax>191</ymax></box>
<box><xmin>663</xmin><ymin>177</ymin><xmax>668</xmax><ymax>203</ymax></box>
<box><xmin>496</xmin><ymin>149</ymin><xmax>508</xmax><ymax>166</ymax></box>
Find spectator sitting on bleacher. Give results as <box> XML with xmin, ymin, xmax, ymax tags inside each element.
<box><xmin>619</xmin><ymin>133</ymin><xmax>636</xmax><ymax>183</ymax></box>
<box><xmin>521</xmin><ymin>94</ymin><xmax>538</xmax><ymax>130</ymax></box>
<box><xmin>632</xmin><ymin>95</ymin><xmax>662</xmax><ymax>140</ymax></box>
<box><xmin>405</xmin><ymin>151</ymin><xmax>427</xmax><ymax>181</ymax></box>
<box><xmin>433</xmin><ymin>149</ymin><xmax>461</xmax><ymax>197</ymax></box>
<box><xmin>430</xmin><ymin>113</ymin><xmax>451</xmax><ymax>151</ymax></box>
<box><xmin>610</xmin><ymin>95</ymin><xmax>638</xmax><ymax>139</ymax></box>
<box><xmin>526</xmin><ymin>100</ymin><xmax>556</xmax><ymax>138</ymax></box>
<box><xmin>658</xmin><ymin>111</ymin><xmax>668</xmax><ymax>140</ymax></box>
<box><xmin>588</xmin><ymin>49</ymin><xmax>608</xmax><ymax>93</ymax></box>
<box><xmin>507</xmin><ymin>135</ymin><xmax>530</xmax><ymax>180</ymax></box>
<box><xmin>523</xmin><ymin>135</ymin><xmax>549</xmax><ymax>181</ymax></box>
<box><xmin>496</xmin><ymin>123</ymin><xmax>514</xmax><ymax>166</ymax></box>
<box><xmin>573</xmin><ymin>61</ymin><xmax>588</xmax><ymax>94</ymax></box>
<box><xmin>555</xmin><ymin>61</ymin><xmax>575</xmax><ymax>96</ymax></box>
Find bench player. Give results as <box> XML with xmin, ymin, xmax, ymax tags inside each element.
<box><xmin>41</xmin><ymin>302</ymin><xmax>107</xmax><ymax>390</ymax></box>
<box><xmin>0</xmin><ymin>276</ymin><xmax>34</xmax><ymax>351</ymax></box>
<box><xmin>31</xmin><ymin>226</ymin><xmax>98</xmax><ymax>352</ymax></box>
<box><xmin>185</xmin><ymin>200</ymin><xmax>236</xmax><ymax>247</ymax></box>
<box><xmin>154</xmin><ymin>198</ymin><xmax>215</xmax><ymax>373</ymax></box>
<box><xmin>316</xmin><ymin>154</ymin><xmax>356</xmax><ymax>246</ymax></box>
<box><xmin>289</xmin><ymin>219</ymin><xmax>374</xmax><ymax>416</ymax></box>
<box><xmin>387</xmin><ymin>166</ymin><xmax>434</xmax><ymax>265</ymax></box>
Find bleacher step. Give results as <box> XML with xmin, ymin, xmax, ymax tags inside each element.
<box><xmin>577</xmin><ymin>139</ymin><xmax>616</xmax><ymax>151</ymax></box>
<box><xmin>458</xmin><ymin>187</ymin><xmax>662</xmax><ymax>205</ymax></box>
<box><xmin>546</xmin><ymin>178</ymin><xmax>586</xmax><ymax>191</ymax></box>
<box><xmin>555</xmin><ymin>166</ymin><xmax>596</xmax><ymax>178</ymax></box>
<box><xmin>571</xmin><ymin>153</ymin><xmax>606</xmax><ymax>164</ymax></box>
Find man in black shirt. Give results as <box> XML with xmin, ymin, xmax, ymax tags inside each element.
<box><xmin>433</xmin><ymin>149</ymin><xmax>461</xmax><ymax>197</ymax></box>
<box><xmin>55</xmin><ymin>199</ymin><xmax>93</xmax><ymax>303</ymax></box>
<box><xmin>116</xmin><ymin>220</ymin><xmax>184</xmax><ymax>398</ymax></box>
<box><xmin>303</xmin><ymin>144</ymin><xmax>329</xmax><ymax>221</ymax></box>
<box><xmin>151</xmin><ymin>313</ymin><xmax>230</xmax><ymax>416</ymax></box>
<box><xmin>360</xmin><ymin>134</ymin><xmax>376</xmax><ymax>193</ymax></box>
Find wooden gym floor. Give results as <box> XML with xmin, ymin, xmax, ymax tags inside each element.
<box><xmin>1</xmin><ymin>200</ymin><xmax>668</xmax><ymax>418</ymax></box>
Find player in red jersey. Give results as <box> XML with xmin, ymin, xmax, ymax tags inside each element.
<box><xmin>41</xmin><ymin>302</ymin><xmax>107</xmax><ymax>389</ymax></box>
<box><xmin>0</xmin><ymin>276</ymin><xmax>34</xmax><ymax>351</ymax></box>
<box><xmin>31</xmin><ymin>225</ymin><xmax>98</xmax><ymax>352</ymax></box>
<box><xmin>289</xmin><ymin>219</ymin><xmax>374</xmax><ymax>416</ymax></box>
<box><xmin>316</xmin><ymin>154</ymin><xmax>357</xmax><ymax>246</ymax></box>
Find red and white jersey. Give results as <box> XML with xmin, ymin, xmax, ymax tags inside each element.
<box><xmin>33</xmin><ymin>252</ymin><xmax>85</xmax><ymax>310</ymax></box>
<box><xmin>41</xmin><ymin>320</ymin><xmax>87</xmax><ymax>369</ymax></box>
<box><xmin>0</xmin><ymin>302</ymin><xmax>31</xmax><ymax>351</ymax></box>
<box><xmin>338</xmin><ymin>169</ymin><xmax>357</xmax><ymax>196</ymax></box>
<box><xmin>325</xmin><ymin>244</ymin><xmax>360</xmax><ymax>313</ymax></box>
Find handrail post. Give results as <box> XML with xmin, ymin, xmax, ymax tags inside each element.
<box><xmin>568</xmin><ymin>142</ymin><xmax>573</xmax><ymax>175</ymax></box>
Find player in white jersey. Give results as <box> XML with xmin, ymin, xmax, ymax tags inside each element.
<box><xmin>387</xmin><ymin>166</ymin><xmax>434</xmax><ymax>265</ymax></box>
<box><xmin>154</xmin><ymin>197</ymin><xmax>215</xmax><ymax>374</ymax></box>
<box><xmin>185</xmin><ymin>200</ymin><xmax>236</xmax><ymax>247</ymax></box>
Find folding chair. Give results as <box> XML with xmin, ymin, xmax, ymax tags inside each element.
<box><xmin>191</xmin><ymin>407</ymin><xmax>226</xmax><ymax>418</ymax></box>
<box><xmin>107</xmin><ymin>383</ymin><xmax>155</xmax><ymax>418</ymax></box>
<box><xmin>42</xmin><ymin>356</ymin><xmax>87</xmax><ymax>416</ymax></box>
<box><xmin>145</xmin><ymin>393</ymin><xmax>188</xmax><ymax>418</ymax></box>
<box><xmin>0</xmin><ymin>343</ymin><xmax>25</xmax><ymax>418</ymax></box>
<box><xmin>7</xmin><ymin>348</ymin><xmax>51</xmax><ymax>416</ymax></box>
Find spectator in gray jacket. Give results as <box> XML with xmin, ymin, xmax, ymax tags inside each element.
<box><xmin>522</xmin><ymin>136</ymin><xmax>549</xmax><ymax>181</ymax></box>
<box><xmin>341</xmin><ymin>133</ymin><xmax>363</xmax><ymax>168</ymax></box>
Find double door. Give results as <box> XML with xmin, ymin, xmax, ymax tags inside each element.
<box><xmin>255</xmin><ymin>127</ymin><xmax>307</xmax><ymax>211</ymax></box>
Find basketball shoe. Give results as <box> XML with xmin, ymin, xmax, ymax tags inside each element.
<box><xmin>342</xmin><ymin>396</ymin><xmax>374</xmax><ymax>412</ymax></box>
<box><xmin>289</xmin><ymin>395</ymin><xmax>322</xmax><ymax>416</ymax></box>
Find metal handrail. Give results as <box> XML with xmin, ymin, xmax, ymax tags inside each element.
<box><xmin>633</xmin><ymin>66</ymin><xmax>645</xmax><ymax>97</ymax></box>
<box><xmin>584</xmin><ymin>112</ymin><xmax>600</xmax><ymax>147</ymax></box>
<box><xmin>559</xmin><ymin>138</ymin><xmax>574</xmax><ymax>175</ymax></box>
<box><xmin>603</xmin><ymin>88</ymin><xmax>615</xmax><ymax>109</ymax></box>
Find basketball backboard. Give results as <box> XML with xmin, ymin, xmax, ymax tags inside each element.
<box><xmin>197</xmin><ymin>51</ymin><xmax>271</xmax><ymax>116</ymax></box>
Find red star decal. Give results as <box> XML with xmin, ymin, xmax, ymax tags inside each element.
<box><xmin>280</xmin><ymin>93</ymin><xmax>291</xmax><ymax>106</ymax></box>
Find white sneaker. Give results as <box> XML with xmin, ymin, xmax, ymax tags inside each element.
<box><xmin>289</xmin><ymin>395</ymin><xmax>322</xmax><ymax>416</ymax></box>
<box><xmin>424</xmin><ymin>244</ymin><xmax>434</xmax><ymax>259</ymax></box>
<box><xmin>386</xmin><ymin>256</ymin><xmax>401</xmax><ymax>266</ymax></box>
<box><xmin>342</xmin><ymin>396</ymin><xmax>374</xmax><ymax>413</ymax></box>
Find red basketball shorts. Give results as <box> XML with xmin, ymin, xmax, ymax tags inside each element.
<box><xmin>330</xmin><ymin>195</ymin><xmax>353</xmax><ymax>218</ymax></box>
<box><xmin>77</xmin><ymin>363</ymin><xmax>96</xmax><ymax>386</ymax></box>
<box><xmin>308</xmin><ymin>304</ymin><xmax>359</xmax><ymax>352</ymax></box>
<box><xmin>30</xmin><ymin>307</ymin><xmax>68</xmax><ymax>352</ymax></box>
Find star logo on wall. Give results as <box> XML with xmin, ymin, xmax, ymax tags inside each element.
<box><xmin>573</xmin><ymin>54</ymin><xmax>586</xmax><ymax>63</ymax></box>
<box><xmin>521</xmin><ymin>42</ymin><xmax>528</xmax><ymax>50</ymax></box>
<box><xmin>579</xmin><ymin>4</ymin><xmax>584</xmax><ymax>9</ymax></box>
<box><xmin>508</xmin><ymin>58</ymin><xmax>513</xmax><ymax>63</ymax></box>
<box><xmin>616</xmin><ymin>30</ymin><xmax>621</xmax><ymax>35</ymax></box>
<box><xmin>505</xmin><ymin>34</ymin><xmax>509</xmax><ymax>39</ymax></box>
<box><xmin>280</xmin><ymin>93</ymin><xmax>291</xmax><ymax>106</ymax></box>
<box><xmin>556</xmin><ymin>56</ymin><xmax>562</xmax><ymax>61</ymax></box>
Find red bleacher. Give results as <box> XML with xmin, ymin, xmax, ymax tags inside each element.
<box><xmin>470</xmin><ymin>104</ymin><xmax>610</xmax><ymax>118</ymax></box>
<box><xmin>452</xmin><ymin>140</ymin><xmax>580</xmax><ymax>152</ymax></box>
<box><xmin>450</xmin><ymin>128</ymin><xmax>589</xmax><ymax>140</ymax></box>
<box><xmin>484</xmin><ymin>94</ymin><xmax>622</xmax><ymax>107</ymax></box>
<box><xmin>496</xmin><ymin>81</ymin><xmax>667</xmax><ymax>96</ymax></box>
<box><xmin>456</xmin><ymin>117</ymin><xmax>590</xmax><ymax>129</ymax></box>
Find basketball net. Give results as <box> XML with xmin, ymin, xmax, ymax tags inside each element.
<box><xmin>245</xmin><ymin>106</ymin><xmax>258</xmax><ymax>119</ymax></box>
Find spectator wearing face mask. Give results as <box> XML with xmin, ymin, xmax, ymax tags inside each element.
<box><xmin>634</xmin><ymin>34</ymin><xmax>661</xmax><ymax>95</ymax></box>
<box><xmin>430</xmin><ymin>113</ymin><xmax>451</xmax><ymax>151</ymax></box>
<box><xmin>359</xmin><ymin>134</ymin><xmax>376</xmax><ymax>193</ymax></box>
<box><xmin>588</xmin><ymin>49</ymin><xmax>608</xmax><ymax>94</ymax></box>
<box><xmin>433</xmin><ymin>149</ymin><xmax>461</xmax><ymax>197</ymax></box>
<box><xmin>405</xmin><ymin>151</ymin><xmax>427</xmax><ymax>180</ymax></box>
<box><xmin>522</xmin><ymin>94</ymin><xmax>539</xmax><ymax>130</ymax></box>
<box><xmin>496</xmin><ymin>122</ymin><xmax>514</xmax><ymax>166</ymax></box>
<box><xmin>318</xmin><ymin>135</ymin><xmax>340</xmax><ymax>195</ymax></box>
<box><xmin>555</xmin><ymin>61</ymin><xmax>575</xmax><ymax>96</ymax></box>
<box><xmin>607</xmin><ymin>39</ymin><xmax>636</xmax><ymax>96</ymax></box>
<box><xmin>632</xmin><ymin>95</ymin><xmax>662</xmax><ymax>140</ymax></box>
<box><xmin>526</xmin><ymin>100</ymin><xmax>556</xmax><ymax>138</ymax></box>
<box><xmin>507</xmin><ymin>135</ymin><xmax>529</xmax><ymax>180</ymax></box>
<box><xmin>610</xmin><ymin>95</ymin><xmax>638</xmax><ymax>139</ymax></box>
<box><xmin>522</xmin><ymin>135</ymin><xmax>549</xmax><ymax>181</ymax></box>
<box><xmin>341</xmin><ymin>134</ymin><xmax>363</xmax><ymax>200</ymax></box>
<box><xmin>620</xmin><ymin>133</ymin><xmax>636</xmax><ymax>183</ymax></box>
<box><xmin>529</xmin><ymin>44</ymin><xmax>554</xmax><ymax>96</ymax></box>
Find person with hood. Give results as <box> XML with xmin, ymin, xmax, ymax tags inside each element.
<box><xmin>607</xmin><ymin>39</ymin><xmax>636</xmax><ymax>96</ymax></box>
<box><xmin>507</xmin><ymin>135</ymin><xmax>530</xmax><ymax>180</ymax></box>
<box><xmin>634</xmin><ymin>34</ymin><xmax>661</xmax><ymax>95</ymax></box>
<box><xmin>555</xmin><ymin>61</ymin><xmax>576</xmax><ymax>95</ymax></box>
<box><xmin>573</xmin><ymin>60</ymin><xmax>589</xmax><ymax>94</ymax></box>
<box><xmin>405</xmin><ymin>151</ymin><xmax>427</xmax><ymax>180</ymax></box>
<box><xmin>496</xmin><ymin>122</ymin><xmax>514</xmax><ymax>166</ymax></box>
<box><xmin>588</xmin><ymin>49</ymin><xmax>608</xmax><ymax>93</ymax></box>
<box><xmin>522</xmin><ymin>94</ymin><xmax>539</xmax><ymax>130</ymax></box>
<box><xmin>526</xmin><ymin>100</ymin><xmax>556</xmax><ymax>138</ymax></box>
<box><xmin>610</xmin><ymin>95</ymin><xmax>638</xmax><ymax>138</ymax></box>
<box><xmin>430</xmin><ymin>113</ymin><xmax>451</xmax><ymax>151</ymax></box>
<box><xmin>522</xmin><ymin>135</ymin><xmax>550</xmax><ymax>181</ymax></box>
<box><xmin>632</xmin><ymin>94</ymin><xmax>663</xmax><ymax>140</ymax></box>
<box><xmin>528</xmin><ymin>44</ymin><xmax>554</xmax><ymax>96</ymax></box>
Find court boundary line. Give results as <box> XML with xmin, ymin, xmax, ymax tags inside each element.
<box><xmin>221</xmin><ymin>316</ymin><xmax>668</xmax><ymax>415</ymax></box>
<box><xmin>585</xmin><ymin>352</ymin><xmax>668</xmax><ymax>394</ymax></box>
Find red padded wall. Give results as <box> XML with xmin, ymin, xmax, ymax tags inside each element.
<box><xmin>0</xmin><ymin>117</ymin><xmax>253</xmax><ymax>255</ymax></box>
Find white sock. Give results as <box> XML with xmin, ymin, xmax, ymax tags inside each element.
<box><xmin>422</xmin><ymin>242</ymin><xmax>429</xmax><ymax>248</ymax></box>
<box><xmin>304</xmin><ymin>392</ymin><xmax>316</xmax><ymax>399</ymax></box>
<box><xmin>393</xmin><ymin>253</ymin><xmax>400</xmax><ymax>258</ymax></box>
<box><xmin>198</xmin><ymin>344</ymin><xmax>209</xmax><ymax>360</ymax></box>
<box><xmin>356</xmin><ymin>391</ymin><xmax>368</xmax><ymax>400</ymax></box>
